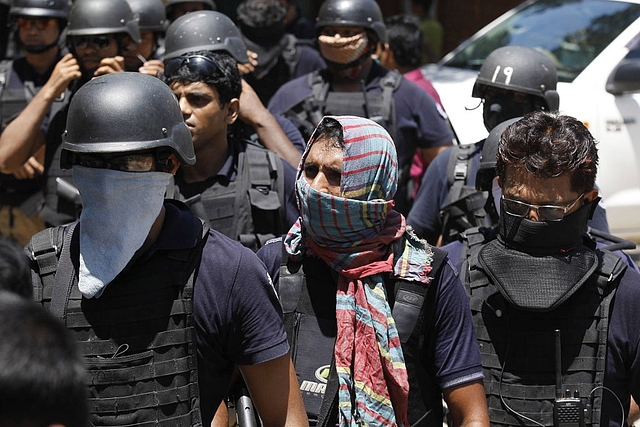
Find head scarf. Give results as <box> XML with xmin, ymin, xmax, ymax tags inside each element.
<box><xmin>284</xmin><ymin>116</ymin><xmax>435</xmax><ymax>427</ymax></box>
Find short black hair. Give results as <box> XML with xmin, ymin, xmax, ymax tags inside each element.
<box><xmin>385</xmin><ymin>14</ymin><xmax>423</xmax><ymax>69</ymax></box>
<box><xmin>496</xmin><ymin>111</ymin><xmax>598</xmax><ymax>194</ymax></box>
<box><xmin>162</xmin><ymin>50</ymin><xmax>242</xmax><ymax>106</ymax></box>
<box><xmin>0</xmin><ymin>290</ymin><xmax>88</xmax><ymax>427</ymax></box>
<box><xmin>312</xmin><ymin>117</ymin><xmax>344</xmax><ymax>149</ymax></box>
<box><xmin>0</xmin><ymin>237</ymin><xmax>32</xmax><ymax>298</ymax></box>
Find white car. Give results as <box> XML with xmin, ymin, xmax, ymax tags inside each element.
<box><xmin>422</xmin><ymin>0</ymin><xmax>640</xmax><ymax>241</ymax></box>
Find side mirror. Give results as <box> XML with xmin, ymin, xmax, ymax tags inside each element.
<box><xmin>606</xmin><ymin>57</ymin><xmax>640</xmax><ymax>95</ymax></box>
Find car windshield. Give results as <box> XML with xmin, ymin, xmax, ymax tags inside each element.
<box><xmin>444</xmin><ymin>0</ymin><xmax>640</xmax><ymax>82</ymax></box>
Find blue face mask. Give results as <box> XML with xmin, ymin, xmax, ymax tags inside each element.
<box><xmin>73</xmin><ymin>166</ymin><xmax>172</xmax><ymax>298</ymax></box>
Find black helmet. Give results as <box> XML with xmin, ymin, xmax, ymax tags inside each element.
<box><xmin>61</xmin><ymin>72</ymin><xmax>195</xmax><ymax>167</ymax></box>
<box><xmin>9</xmin><ymin>0</ymin><xmax>72</xmax><ymax>19</ymax></box>
<box><xmin>472</xmin><ymin>46</ymin><xmax>559</xmax><ymax>111</ymax></box>
<box><xmin>125</xmin><ymin>0</ymin><xmax>166</xmax><ymax>32</ymax></box>
<box><xmin>163</xmin><ymin>10</ymin><xmax>249</xmax><ymax>63</ymax></box>
<box><xmin>316</xmin><ymin>0</ymin><xmax>387</xmax><ymax>43</ymax></box>
<box><xmin>475</xmin><ymin>117</ymin><xmax>521</xmax><ymax>191</ymax></box>
<box><xmin>165</xmin><ymin>0</ymin><xmax>216</xmax><ymax>18</ymax></box>
<box><xmin>66</xmin><ymin>0</ymin><xmax>141</xmax><ymax>44</ymax></box>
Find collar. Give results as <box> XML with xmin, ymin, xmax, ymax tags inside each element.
<box><xmin>174</xmin><ymin>138</ymin><xmax>238</xmax><ymax>192</ymax></box>
<box><xmin>140</xmin><ymin>199</ymin><xmax>204</xmax><ymax>257</ymax></box>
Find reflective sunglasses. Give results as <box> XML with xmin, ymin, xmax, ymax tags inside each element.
<box><xmin>17</xmin><ymin>17</ymin><xmax>56</xmax><ymax>31</ymax></box>
<box><xmin>69</xmin><ymin>35</ymin><xmax>114</xmax><ymax>51</ymax></box>
<box><xmin>163</xmin><ymin>55</ymin><xmax>222</xmax><ymax>79</ymax></box>
<box><xmin>72</xmin><ymin>153</ymin><xmax>156</xmax><ymax>173</ymax></box>
<box><xmin>501</xmin><ymin>193</ymin><xmax>585</xmax><ymax>222</ymax></box>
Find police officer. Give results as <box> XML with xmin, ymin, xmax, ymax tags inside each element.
<box><xmin>2</xmin><ymin>0</ymin><xmax>141</xmax><ymax>228</ymax></box>
<box><xmin>267</xmin><ymin>0</ymin><xmax>454</xmax><ymax>215</ymax></box>
<box><xmin>27</xmin><ymin>71</ymin><xmax>307</xmax><ymax>426</ymax></box>
<box><xmin>164</xmin><ymin>9</ymin><xmax>304</xmax><ymax>168</ymax></box>
<box><xmin>459</xmin><ymin>110</ymin><xmax>640</xmax><ymax>427</ymax></box>
<box><xmin>235</xmin><ymin>0</ymin><xmax>325</xmax><ymax>105</ymax></box>
<box><xmin>256</xmin><ymin>115</ymin><xmax>489</xmax><ymax>426</ymax></box>
<box><xmin>407</xmin><ymin>46</ymin><xmax>601</xmax><ymax>245</ymax></box>
<box><xmin>123</xmin><ymin>0</ymin><xmax>167</xmax><ymax>76</ymax></box>
<box><xmin>162</xmin><ymin>10</ymin><xmax>300</xmax><ymax>251</ymax></box>
<box><xmin>0</xmin><ymin>0</ymin><xmax>74</xmax><ymax>245</ymax></box>
<box><xmin>165</xmin><ymin>0</ymin><xmax>216</xmax><ymax>22</ymax></box>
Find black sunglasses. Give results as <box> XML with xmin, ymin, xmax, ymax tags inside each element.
<box><xmin>69</xmin><ymin>35</ymin><xmax>114</xmax><ymax>51</ymax></box>
<box><xmin>163</xmin><ymin>55</ymin><xmax>223</xmax><ymax>79</ymax></box>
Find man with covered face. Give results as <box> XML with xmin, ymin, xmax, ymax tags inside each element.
<box><xmin>257</xmin><ymin>115</ymin><xmax>489</xmax><ymax>426</ymax></box>
<box><xmin>267</xmin><ymin>0</ymin><xmax>454</xmax><ymax>215</ymax></box>
<box><xmin>26</xmin><ymin>71</ymin><xmax>306</xmax><ymax>426</ymax></box>
<box><xmin>459</xmin><ymin>110</ymin><xmax>640</xmax><ymax>427</ymax></box>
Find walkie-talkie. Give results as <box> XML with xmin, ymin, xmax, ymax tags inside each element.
<box><xmin>553</xmin><ymin>329</ymin><xmax>585</xmax><ymax>427</ymax></box>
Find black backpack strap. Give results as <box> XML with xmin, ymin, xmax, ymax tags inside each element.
<box><xmin>281</xmin><ymin>34</ymin><xmax>301</xmax><ymax>78</ymax></box>
<box><xmin>378</xmin><ymin>69</ymin><xmax>401</xmax><ymax>141</ymax></box>
<box><xmin>593</xmin><ymin>248</ymin><xmax>627</xmax><ymax>291</ymax></box>
<box><xmin>0</xmin><ymin>59</ymin><xmax>12</xmax><ymax>100</ymax></box>
<box><xmin>445</xmin><ymin>142</ymin><xmax>482</xmax><ymax>205</ymax></box>
<box><xmin>48</xmin><ymin>221</ymin><xmax>78</xmax><ymax>323</ymax></box>
<box><xmin>279</xmin><ymin>246</ymin><xmax>340</xmax><ymax>426</ymax></box>
<box><xmin>317</xmin><ymin>353</ymin><xmax>340</xmax><ymax>427</ymax></box>
<box><xmin>240</xmin><ymin>143</ymin><xmax>285</xmax><ymax>248</ymax></box>
<box><xmin>392</xmin><ymin>246</ymin><xmax>447</xmax><ymax>344</ymax></box>
<box><xmin>29</xmin><ymin>225</ymin><xmax>64</xmax><ymax>295</ymax></box>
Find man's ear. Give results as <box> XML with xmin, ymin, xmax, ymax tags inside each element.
<box><xmin>375</xmin><ymin>43</ymin><xmax>391</xmax><ymax>67</ymax></box>
<box><xmin>226</xmin><ymin>98</ymin><xmax>240</xmax><ymax>125</ymax></box>
<box><xmin>583</xmin><ymin>188</ymin><xmax>599</xmax><ymax>203</ymax></box>
<box><xmin>166</xmin><ymin>152</ymin><xmax>180</xmax><ymax>174</ymax></box>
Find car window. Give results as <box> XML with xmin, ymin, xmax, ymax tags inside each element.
<box><xmin>445</xmin><ymin>0</ymin><xmax>640</xmax><ymax>82</ymax></box>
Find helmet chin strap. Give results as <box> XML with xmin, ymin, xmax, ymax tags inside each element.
<box><xmin>24</xmin><ymin>39</ymin><xmax>59</xmax><ymax>54</ymax></box>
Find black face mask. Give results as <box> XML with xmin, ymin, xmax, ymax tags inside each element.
<box><xmin>498</xmin><ymin>198</ymin><xmax>599</xmax><ymax>255</ymax></box>
<box><xmin>483</xmin><ymin>94</ymin><xmax>533</xmax><ymax>132</ymax></box>
<box><xmin>240</xmin><ymin>22</ymin><xmax>285</xmax><ymax>47</ymax></box>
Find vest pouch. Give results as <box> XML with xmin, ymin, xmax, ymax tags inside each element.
<box><xmin>248</xmin><ymin>186</ymin><xmax>282</xmax><ymax>236</ymax></box>
<box><xmin>324</xmin><ymin>91</ymin><xmax>390</xmax><ymax>131</ymax></box>
<box><xmin>84</xmin><ymin>348</ymin><xmax>196</xmax><ymax>424</ymax></box>
<box><xmin>197</xmin><ymin>190</ymin><xmax>236</xmax><ymax>238</ymax></box>
<box><xmin>1</xmin><ymin>88</ymin><xmax>28</xmax><ymax>127</ymax></box>
<box><xmin>290</xmin><ymin>311</ymin><xmax>336</xmax><ymax>424</ymax></box>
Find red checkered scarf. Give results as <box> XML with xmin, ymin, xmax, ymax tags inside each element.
<box><xmin>284</xmin><ymin>116</ymin><xmax>434</xmax><ymax>426</ymax></box>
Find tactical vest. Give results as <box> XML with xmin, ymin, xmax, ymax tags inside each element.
<box><xmin>459</xmin><ymin>229</ymin><xmax>627</xmax><ymax>427</ymax></box>
<box><xmin>278</xmin><ymin>245</ymin><xmax>448</xmax><ymax>427</ymax></box>
<box><xmin>40</xmin><ymin>141</ymin><xmax>79</xmax><ymax>226</ymax></box>
<box><xmin>0</xmin><ymin>59</ymin><xmax>69</xmax><ymax>212</ymax></box>
<box><xmin>439</xmin><ymin>141</ymin><xmax>494</xmax><ymax>245</ymax></box>
<box><xmin>0</xmin><ymin>59</ymin><xmax>69</xmax><ymax>129</ymax></box>
<box><xmin>28</xmin><ymin>215</ymin><xmax>208</xmax><ymax>426</ymax></box>
<box><xmin>285</xmin><ymin>68</ymin><xmax>400</xmax><ymax>141</ymax></box>
<box><xmin>167</xmin><ymin>139</ymin><xmax>285</xmax><ymax>251</ymax></box>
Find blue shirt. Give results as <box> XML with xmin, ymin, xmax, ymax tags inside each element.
<box><xmin>256</xmin><ymin>238</ymin><xmax>484</xmax><ymax>408</ymax></box>
<box><xmin>161</xmin><ymin>202</ymin><xmax>289</xmax><ymax>423</ymax></box>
